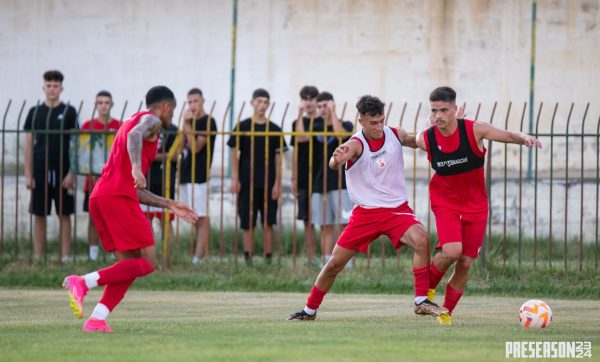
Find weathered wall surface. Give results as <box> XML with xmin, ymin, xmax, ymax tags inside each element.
<box><xmin>1</xmin><ymin>0</ymin><xmax>598</xmax><ymax>120</ymax></box>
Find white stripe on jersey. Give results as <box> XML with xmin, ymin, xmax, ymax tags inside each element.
<box><xmin>345</xmin><ymin>127</ymin><xmax>408</xmax><ymax>208</ymax></box>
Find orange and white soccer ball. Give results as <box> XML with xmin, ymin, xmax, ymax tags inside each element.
<box><xmin>519</xmin><ymin>299</ymin><xmax>552</xmax><ymax>329</ymax></box>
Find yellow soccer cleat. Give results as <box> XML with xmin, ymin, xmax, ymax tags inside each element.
<box><xmin>427</xmin><ymin>288</ymin><xmax>436</xmax><ymax>302</ymax></box>
<box><xmin>437</xmin><ymin>313</ymin><xmax>452</xmax><ymax>326</ymax></box>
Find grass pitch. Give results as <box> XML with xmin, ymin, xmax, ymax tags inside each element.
<box><xmin>0</xmin><ymin>289</ymin><xmax>599</xmax><ymax>362</ymax></box>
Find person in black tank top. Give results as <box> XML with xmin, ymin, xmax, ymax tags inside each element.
<box><xmin>416</xmin><ymin>86</ymin><xmax>542</xmax><ymax>325</ymax></box>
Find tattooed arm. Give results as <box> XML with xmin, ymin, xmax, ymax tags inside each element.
<box><xmin>138</xmin><ymin>188</ymin><xmax>171</xmax><ymax>208</ymax></box>
<box><xmin>127</xmin><ymin>114</ymin><xmax>161</xmax><ymax>189</ymax></box>
<box><xmin>138</xmin><ymin>189</ymin><xmax>199</xmax><ymax>224</ymax></box>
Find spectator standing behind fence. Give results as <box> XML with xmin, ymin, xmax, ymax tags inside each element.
<box><xmin>228</xmin><ymin>89</ymin><xmax>287</xmax><ymax>266</ymax></box>
<box><xmin>81</xmin><ymin>91</ymin><xmax>121</xmax><ymax>261</ymax></box>
<box><xmin>23</xmin><ymin>70</ymin><xmax>78</xmax><ymax>263</ymax></box>
<box><xmin>290</xmin><ymin>85</ymin><xmax>321</xmax><ymax>266</ymax></box>
<box><xmin>178</xmin><ymin>88</ymin><xmax>217</xmax><ymax>265</ymax></box>
<box><xmin>311</xmin><ymin>92</ymin><xmax>354</xmax><ymax>267</ymax></box>
<box><xmin>142</xmin><ymin>119</ymin><xmax>178</xmax><ymax>248</ymax></box>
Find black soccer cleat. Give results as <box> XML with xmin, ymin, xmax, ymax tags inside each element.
<box><xmin>287</xmin><ymin>309</ymin><xmax>317</xmax><ymax>321</ymax></box>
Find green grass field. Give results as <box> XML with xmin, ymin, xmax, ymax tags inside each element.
<box><xmin>1</xmin><ymin>289</ymin><xmax>598</xmax><ymax>361</ymax></box>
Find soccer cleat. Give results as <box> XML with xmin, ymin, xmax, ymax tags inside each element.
<box><xmin>287</xmin><ymin>309</ymin><xmax>317</xmax><ymax>321</ymax></box>
<box><xmin>414</xmin><ymin>299</ymin><xmax>448</xmax><ymax>317</ymax></box>
<box><xmin>437</xmin><ymin>313</ymin><xmax>452</xmax><ymax>325</ymax></box>
<box><xmin>82</xmin><ymin>318</ymin><xmax>113</xmax><ymax>333</ymax></box>
<box><xmin>63</xmin><ymin>275</ymin><xmax>88</xmax><ymax>319</ymax></box>
<box><xmin>427</xmin><ymin>288</ymin><xmax>436</xmax><ymax>302</ymax></box>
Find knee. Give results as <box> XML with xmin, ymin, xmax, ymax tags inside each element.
<box><xmin>457</xmin><ymin>255</ymin><xmax>473</xmax><ymax>270</ymax></box>
<box><xmin>442</xmin><ymin>247</ymin><xmax>462</xmax><ymax>263</ymax></box>
<box><xmin>324</xmin><ymin>257</ymin><xmax>345</xmax><ymax>275</ymax></box>
<box><xmin>412</xmin><ymin>231</ymin><xmax>430</xmax><ymax>253</ymax></box>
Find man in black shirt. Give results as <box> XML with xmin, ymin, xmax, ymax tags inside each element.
<box><xmin>179</xmin><ymin>88</ymin><xmax>217</xmax><ymax>265</ymax></box>
<box><xmin>228</xmin><ymin>88</ymin><xmax>287</xmax><ymax>265</ymax></box>
<box><xmin>311</xmin><ymin>92</ymin><xmax>354</xmax><ymax>266</ymax></box>
<box><xmin>290</xmin><ymin>85</ymin><xmax>320</xmax><ymax>264</ymax></box>
<box><xmin>23</xmin><ymin>70</ymin><xmax>78</xmax><ymax>262</ymax></box>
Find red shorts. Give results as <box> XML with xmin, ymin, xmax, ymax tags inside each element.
<box><xmin>337</xmin><ymin>202</ymin><xmax>421</xmax><ymax>253</ymax></box>
<box><xmin>432</xmin><ymin>207</ymin><xmax>487</xmax><ymax>259</ymax></box>
<box><xmin>89</xmin><ymin>196</ymin><xmax>155</xmax><ymax>252</ymax></box>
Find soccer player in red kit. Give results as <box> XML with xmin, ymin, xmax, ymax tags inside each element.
<box><xmin>416</xmin><ymin>87</ymin><xmax>541</xmax><ymax>325</ymax></box>
<box><xmin>63</xmin><ymin>86</ymin><xmax>198</xmax><ymax>332</ymax></box>
<box><xmin>288</xmin><ymin>95</ymin><xmax>448</xmax><ymax>320</ymax></box>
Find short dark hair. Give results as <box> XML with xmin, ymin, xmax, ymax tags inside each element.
<box><xmin>43</xmin><ymin>70</ymin><xmax>64</xmax><ymax>83</ymax></box>
<box><xmin>187</xmin><ymin>88</ymin><xmax>203</xmax><ymax>97</ymax></box>
<box><xmin>252</xmin><ymin>88</ymin><xmax>270</xmax><ymax>100</ymax></box>
<box><xmin>96</xmin><ymin>90</ymin><xmax>112</xmax><ymax>99</ymax></box>
<box><xmin>145</xmin><ymin>86</ymin><xmax>176</xmax><ymax>107</ymax></box>
<box><xmin>316</xmin><ymin>91</ymin><xmax>334</xmax><ymax>102</ymax></box>
<box><xmin>429</xmin><ymin>87</ymin><xmax>456</xmax><ymax>103</ymax></box>
<box><xmin>299</xmin><ymin>85</ymin><xmax>319</xmax><ymax>100</ymax></box>
<box><xmin>356</xmin><ymin>95</ymin><xmax>385</xmax><ymax>116</ymax></box>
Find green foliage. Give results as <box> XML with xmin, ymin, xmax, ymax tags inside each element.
<box><xmin>1</xmin><ymin>230</ymin><xmax>598</xmax><ymax>299</ymax></box>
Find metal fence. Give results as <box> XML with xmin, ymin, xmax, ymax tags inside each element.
<box><xmin>0</xmin><ymin>99</ymin><xmax>598</xmax><ymax>271</ymax></box>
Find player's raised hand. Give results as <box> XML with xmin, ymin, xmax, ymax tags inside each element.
<box><xmin>132</xmin><ymin>165</ymin><xmax>147</xmax><ymax>189</ymax></box>
<box><xmin>169</xmin><ymin>200</ymin><xmax>199</xmax><ymax>224</ymax></box>
<box><xmin>332</xmin><ymin>144</ymin><xmax>351</xmax><ymax>164</ymax></box>
<box><xmin>523</xmin><ymin>134</ymin><xmax>542</xmax><ymax>148</ymax></box>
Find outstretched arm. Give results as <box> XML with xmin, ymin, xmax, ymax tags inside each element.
<box><xmin>473</xmin><ymin>121</ymin><xmax>542</xmax><ymax>148</ymax></box>
<box><xmin>138</xmin><ymin>189</ymin><xmax>198</xmax><ymax>224</ymax></box>
<box><xmin>393</xmin><ymin>127</ymin><xmax>418</xmax><ymax>149</ymax></box>
<box><xmin>127</xmin><ymin>114</ymin><xmax>161</xmax><ymax>189</ymax></box>
<box><xmin>329</xmin><ymin>139</ymin><xmax>361</xmax><ymax>170</ymax></box>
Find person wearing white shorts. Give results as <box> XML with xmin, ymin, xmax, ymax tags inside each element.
<box><xmin>178</xmin><ymin>88</ymin><xmax>218</xmax><ymax>265</ymax></box>
<box><xmin>310</xmin><ymin>91</ymin><xmax>355</xmax><ymax>265</ymax></box>
<box><xmin>179</xmin><ymin>183</ymin><xmax>209</xmax><ymax>217</ymax></box>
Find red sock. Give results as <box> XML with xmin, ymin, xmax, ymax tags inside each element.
<box><xmin>443</xmin><ymin>284</ymin><xmax>464</xmax><ymax>314</ymax></box>
<box><xmin>429</xmin><ymin>261</ymin><xmax>446</xmax><ymax>290</ymax></box>
<box><xmin>412</xmin><ymin>265</ymin><xmax>429</xmax><ymax>297</ymax></box>
<box><xmin>97</xmin><ymin>258</ymin><xmax>154</xmax><ymax>286</ymax></box>
<box><xmin>306</xmin><ymin>285</ymin><xmax>328</xmax><ymax>310</ymax></box>
<box><xmin>99</xmin><ymin>278</ymin><xmax>135</xmax><ymax>311</ymax></box>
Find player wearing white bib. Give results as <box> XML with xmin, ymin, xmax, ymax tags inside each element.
<box><xmin>288</xmin><ymin>95</ymin><xmax>448</xmax><ymax>320</ymax></box>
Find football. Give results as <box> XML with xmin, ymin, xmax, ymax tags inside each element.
<box><xmin>519</xmin><ymin>299</ymin><xmax>553</xmax><ymax>329</ymax></box>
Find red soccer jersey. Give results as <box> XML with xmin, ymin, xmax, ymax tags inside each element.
<box><xmin>91</xmin><ymin>111</ymin><xmax>158</xmax><ymax>200</ymax></box>
<box><xmin>424</xmin><ymin>119</ymin><xmax>488</xmax><ymax>214</ymax></box>
<box><xmin>81</xmin><ymin>118</ymin><xmax>121</xmax><ymax>192</ymax></box>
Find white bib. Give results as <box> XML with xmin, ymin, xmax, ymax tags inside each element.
<box><xmin>345</xmin><ymin>127</ymin><xmax>408</xmax><ymax>208</ymax></box>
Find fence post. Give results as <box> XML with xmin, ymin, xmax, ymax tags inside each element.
<box><xmin>533</xmin><ymin>102</ymin><xmax>543</xmax><ymax>269</ymax></box>
<box><xmin>0</xmin><ymin>99</ymin><xmax>11</xmax><ymax>264</ymax></box>
<box><xmin>548</xmin><ymin>103</ymin><xmax>558</xmax><ymax>269</ymax></box>
<box><xmin>482</xmin><ymin>102</ymin><xmax>497</xmax><ymax>270</ymax></box>
<box><xmin>563</xmin><ymin>103</ymin><xmax>574</xmax><ymax>270</ymax></box>
<box><xmin>578</xmin><ymin>103</ymin><xmax>589</xmax><ymax>271</ymax></box>
<box><xmin>13</xmin><ymin>101</ymin><xmax>26</xmax><ymax>262</ymax></box>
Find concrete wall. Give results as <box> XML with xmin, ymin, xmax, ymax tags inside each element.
<box><xmin>1</xmin><ymin>0</ymin><xmax>599</xmax><ymax>122</ymax></box>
